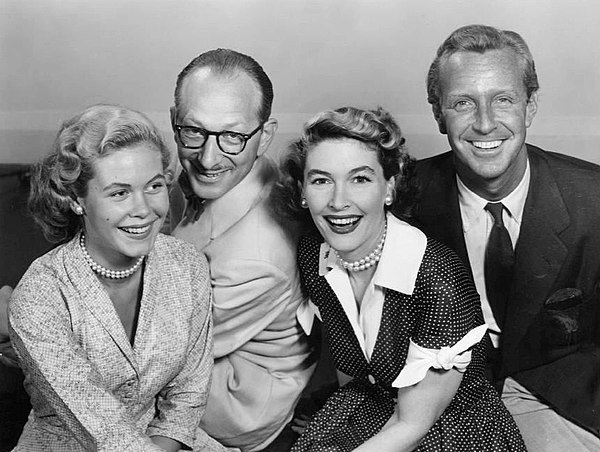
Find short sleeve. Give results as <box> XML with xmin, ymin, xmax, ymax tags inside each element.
<box><xmin>411</xmin><ymin>240</ymin><xmax>483</xmax><ymax>349</ymax></box>
<box><xmin>392</xmin><ymin>324</ymin><xmax>487</xmax><ymax>388</ymax></box>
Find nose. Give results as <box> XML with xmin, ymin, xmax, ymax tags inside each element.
<box><xmin>328</xmin><ymin>184</ymin><xmax>350</xmax><ymax>211</ymax></box>
<box><xmin>198</xmin><ymin>136</ymin><xmax>222</xmax><ymax>168</ymax></box>
<box><xmin>131</xmin><ymin>192</ymin><xmax>151</xmax><ymax>218</ymax></box>
<box><xmin>473</xmin><ymin>103</ymin><xmax>497</xmax><ymax>134</ymax></box>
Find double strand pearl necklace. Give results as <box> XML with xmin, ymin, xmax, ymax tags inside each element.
<box><xmin>79</xmin><ymin>233</ymin><xmax>145</xmax><ymax>279</ymax></box>
<box><xmin>335</xmin><ymin>221</ymin><xmax>387</xmax><ymax>272</ymax></box>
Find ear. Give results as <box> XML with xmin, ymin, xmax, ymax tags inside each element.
<box><xmin>525</xmin><ymin>91</ymin><xmax>538</xmax><ymax>128</ymax></box>
<box><xmin>256</xmin><ymin>118</ymin><xmax>278</xmax><ymax>157</ymax></box>
<box><xmin>385</xmin><ymin>176</ymin><xmax>396</xmax><ymax>203</ymax></box>
<box><xmin>70</xmin><ymin>198</ymin><xmax>85</xmax><ymax>216</ymax></box>
<box><xmin>169</xmin><ymin>106</ymin><xmax>178</xmax><ymax>134</ymax></box>
<box><xmin>297</xmin><ymin>180</ymin><xmax>305</xmax><ymax>196</ymax></box>
<box><xmin>432</xmin><ymin>104</ymin><xmax>447</xmax><ymax>135</ymax></box>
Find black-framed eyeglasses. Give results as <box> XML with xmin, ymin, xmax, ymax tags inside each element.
<box><xmin>174</xmin><ymin>123</ymin><xmax>264</xmax><ymax>155</ymax></box>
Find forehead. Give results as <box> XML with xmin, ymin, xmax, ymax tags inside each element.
<box><xmin>90</xmin><ymin>143</ymin><xmax>163</xmax><ymax>185</ymax></box>
<box><xmin>306</xmin><ymin>139</ymin><xmax>381</xmax><ymax>172</ymax></box>
<box><xmin>438</xmin><ymin>49</ymin><xmax>527</xmax><ymax>96</ymax></box>
<box><xmin>177</xmin><ymin>68</ymin><xmax>262</xmax><ymax>127</ymax></box>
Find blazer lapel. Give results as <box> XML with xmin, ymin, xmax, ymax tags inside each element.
<box><xmin>416</xmin><ymin>153</ymin><xmax>471</xmax><ymax>274</ymax></box>
<box><xmin>67</xmin><ymin>239</ymin><xmax>138</xmax><ymax>368</ymax></box>
<box><xmin>502</xmin><ymin>148</ymin><xmax>569</xmax><ymax>352</ymax></box>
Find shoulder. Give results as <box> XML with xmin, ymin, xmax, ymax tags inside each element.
<box><xmin>151</xmin><ymin>234</ymin><xmax>209</xmax><ymax>277</ymax></box>
<box><xmin>298</xmin><ymin>234</ymin><xmax>323</xmax><ymax>262</ymax></box>
<box><xmin>215</xmin><ymin>196</ymin><xmax>300</xmax><ymax>269</ymax></box>
<box><xmin>529</xmin><ymin>145</ymin><xmax>600</xmax><ymax>208</ymax></box>
<box><xmin>11</xmin><ymin>243</ymin><xmax>71</xmax><ymax>312</ymax></box>
<box><xmin>415</xmin><ymin>151</ymin><xmax>454</xmax><ymax>180</ymax></box>
<box><xmin>412</xmin><ymin>151</ymin><xmax>456</xmax><ymax>205</ymax></box>
<box><xmin>530</xmin><ymin>144</ymin><xmax>600</xmax><ymax>183</ymax></box>
<box><xmin>417</xmin><ymin>237</ymin><xmax>473</xmax><ymax>291</ymax></box>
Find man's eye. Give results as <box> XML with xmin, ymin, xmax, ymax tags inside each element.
<box><xmin>453</xmin><ymin>100</ymin><xmax>473</xmax><ymax>112</ymax></box>
<box><xmin>182</xmin><ymin>127</ymin><xmax>205</xmax><ymax>138</ymax></box>
<box><xmin>220</xmin><ymin>132</ymin><xmax>244</xmax><ymax>145</ymax></box>
<box><xmin>495</xmin><ymin>97</ymin><xmax>513</xmax><ymax>106</ymax></box>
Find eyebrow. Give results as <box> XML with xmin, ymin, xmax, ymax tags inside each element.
<box><xmin>179</xmin><ymin>119</ymin><xmax>246</xmax><ymax>131</ymax></box>
<box><xmin>306</xmin><ymin>165</ymin><xmax>376</xmax><ymax>178</ymax></box>
<box><xmin>101</xmin><ymin>173</ymin><xmax>166</xmax><ymax>192</ymax></box>
<box><xmin>445</xmin><ymin>88</ymin><xmax>521</xmax><ymax>99</ymax></box>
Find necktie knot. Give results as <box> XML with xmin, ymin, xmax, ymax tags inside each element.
<box><xmin>485</xmin><ymin>202</ymin><xmax>506</xmax><ymax>226</ymax></box>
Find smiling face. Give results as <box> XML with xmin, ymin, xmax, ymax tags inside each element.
<box><xmin>302</xmin><ymin>138</ymin><xmax>395</xmax><ymax>261</ymax></box>
<box><xmin>436</xmin><ymin>49</ymin><xmax>538</xmax><ymax>199</ymax></box>
<box><xmin>172</xmin><ymin>68</ymin><xmax>276</xmax><ymax>200</ymax></box>
<box><xmin>76</xmin><ymin>143</ymin><xmax>168</xmax><ymax>270</ymax></box>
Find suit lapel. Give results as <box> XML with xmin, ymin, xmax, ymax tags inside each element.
<box><xmin>502</xmin><ymin>147</ymin><xmax>569</xmax><ymax>350</ymax></box>
<box><xmin>416</xmin><ymin>153</ymin><xmax>471</xmax><ymax>275</ymax></box>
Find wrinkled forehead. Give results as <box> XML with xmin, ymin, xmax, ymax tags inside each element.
<box><xmin>176</xmin><ymin>68</ymin><xmax>262</xmax><ymax>122</ymax></box>
<box><xmin>438</xmin><ymin>49</ymin><xmax>528</xmax><ymax>95</ymax></box>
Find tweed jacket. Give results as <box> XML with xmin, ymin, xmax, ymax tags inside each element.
<box><xmin>173</xmin><ymin>156</ymin><xmax>315</xmax><ymax>452</ymax></box>
<box><xmin>9</xmin><ymin>234</ymin><xmax>218</xmax><ymax>451</ymax></box>
<box><xmin>410</xmin><ymin>144</ymin><xmax>600</xmax><ymax>436</ymax></box>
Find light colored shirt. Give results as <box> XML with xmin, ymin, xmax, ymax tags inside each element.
<box><xmin>457</xmin><ymin>161</ymin><xmax>530</xmax><ymax>346</ymax></box>
<box><xmin>173</xmin><ymin>156</ymin><xmax>314</xmax><ymax>452</ymax></box>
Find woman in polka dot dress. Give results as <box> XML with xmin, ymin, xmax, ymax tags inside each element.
<box><xmin>277</xmin><ymin>106</ymin><xmax>526</xmax><ymax>451</ymax></box>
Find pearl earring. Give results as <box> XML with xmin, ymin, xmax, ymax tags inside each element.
<box><xmin>385</xmin><ymin>195</ymin><xmax>393</xmax><ymax>206</ymax></box>
<box><xmin>301</xmin><ymin>198</ymin><xmax>308</xmax><ymax>209</ymax></box>
<box><xmin>74</xmin><ymin>205</ymin><xmax>84</xmax><ymax>215</ymax></box>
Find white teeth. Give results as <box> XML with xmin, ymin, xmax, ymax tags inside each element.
<box><xmin>472</xmin><ymin>140</ymin><xmax>502</xmax><ymax>149</ymax></box>
<box><xmin>329</xmin><ymin>217</ymin><xmax>358</xmax><ymax>225</ymax></box>
<box><xmin>122</xmin><ymin>225</ymin><xmax>150</xmax><ymax>234</ymax></box>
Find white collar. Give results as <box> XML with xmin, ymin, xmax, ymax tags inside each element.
<box><xmin>318</xmin><ymin>212</ymin><xmax>427</xmax><ymax>295</ymax></box>
<box><xmin>457</xmin><ymin>158</ymin><xmax>530</xmax><ymax>232</ymax></box>
<box><xmin>202</xmin><ymin>155</ymin><xmax>274</xmax><ymax>239</ymax></box>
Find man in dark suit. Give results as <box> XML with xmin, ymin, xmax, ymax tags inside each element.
<box><xmin>408</xmin><ymin>24</ymin><xmax>600</xmax><ymax>451</ymax></box>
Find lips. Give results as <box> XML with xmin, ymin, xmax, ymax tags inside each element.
<box><xmin>191</xmin><ymin>166</ymin><xmax>232</xmax><ymax>182</ymax></box>
<box><xmin>325</xmin><ymin>215</ymin><xmax>361</xmax><ymax>234</ymax></box>
<box><xmin>471</xmin><ymin>140</ymin><xmax>504</xmax><ymax>149</ymax></box>
<box><xmin>120</xmin><ymin>224</ymin><xmax>152</xmax><ymax>235</ymax></box>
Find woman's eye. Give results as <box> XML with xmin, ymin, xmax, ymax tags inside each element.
<box><xmin>110</xmin><ymin>190</ymin><xmax>128</xmax><ymax>198</ymax></box>
<box><xmin>310</xmin><ymin>177</ymin><xmax>330</xmax><ymax>185</ymax></box>
<box><xmin>353</xmin><ymin>175</ymin><xmax>371</xmax><ymax>183</ymax></box>
<box><xmin>148</xmin><ymin>182</ymin><xmax>166</xmax><ymax>192</ymax></box>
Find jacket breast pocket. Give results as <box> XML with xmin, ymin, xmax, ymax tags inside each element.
<box><xmin>542</xmin><ymin>286</ymin><xmax>597</xmax><ymax>351</ymax></box>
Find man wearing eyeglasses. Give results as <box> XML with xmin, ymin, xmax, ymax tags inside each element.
<box><xmin>169</xmin><ymin>49</ymin><xmax>316</xmax><ymax>452</ymax></box>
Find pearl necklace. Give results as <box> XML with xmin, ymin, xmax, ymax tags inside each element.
<box><xmin>79</xmin><ymin>233</ymin><xmax>145</xmax><ymax>279</ymax></box>
<box><xmin>335</xmin><ymin>222</ymin><xmax>387</xmax><ymax>272</ymax></box>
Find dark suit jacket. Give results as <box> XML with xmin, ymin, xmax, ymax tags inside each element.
<box><xmin>409</xmin><ymin>144</ymin><xmax>600</xmax><ymax>436</ymax></box>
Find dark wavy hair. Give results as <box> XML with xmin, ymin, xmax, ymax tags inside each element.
<box><xmin>427</xmin><ymin>24</ymin><xmax>539</xmax><ymax>129</ymax></box>
<box><xmin>276</xmin><ymin>106</ymin><xmax>417</xmax><ymax>235</ymax></box>
<box><xmin>29</xmin><ymin>104</ymin><xmax>172</xmax><ymax>244</ymax></box>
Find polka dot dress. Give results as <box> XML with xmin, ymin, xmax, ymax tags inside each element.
<box><xmin>292</xmin><ymin>235</ymin><xmax>526</xmax><ymax>452</ymax></box>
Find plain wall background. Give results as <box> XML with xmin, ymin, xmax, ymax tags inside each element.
<box><xmin>1</xmin><ymin>0</ymin><xmax>599</xmax><ymax>165</ymax></box>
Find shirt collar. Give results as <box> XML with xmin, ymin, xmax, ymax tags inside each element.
<box><xmin>457</xmin><ymin>158</ymin><xmax>530</xmax><ymax>232</ymax></box>
<box><xmin>318</xmin><ymin>212</ymin><xmax>427</xmax><ymax>295</ymax></box>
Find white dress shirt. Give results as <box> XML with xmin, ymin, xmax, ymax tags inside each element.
<box><xmin>457</xmin><ymin>161</ymin><xmax>530</xmax><ymax>347</ymax></box>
